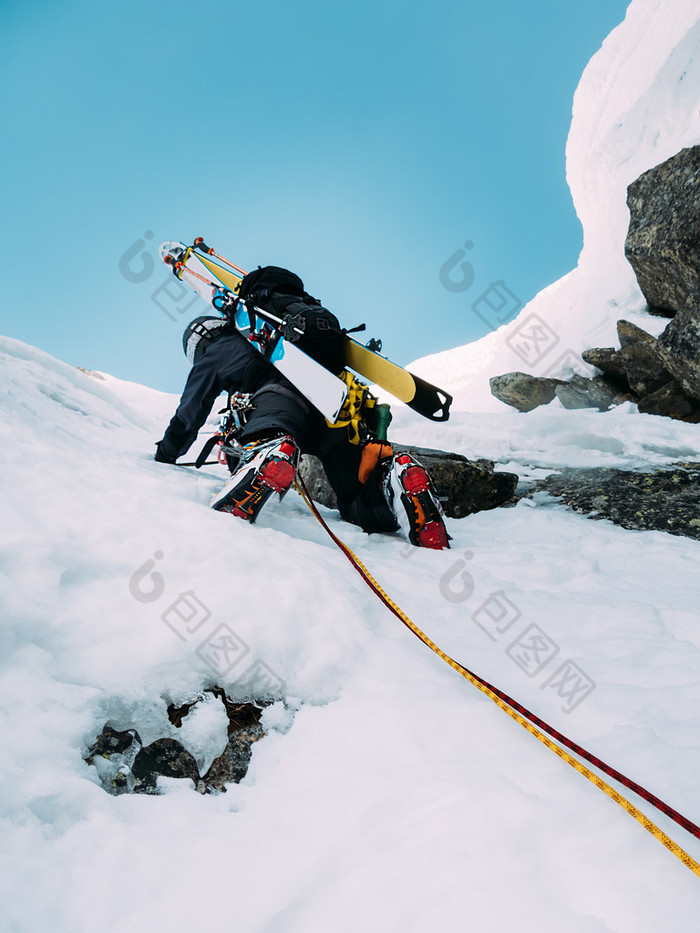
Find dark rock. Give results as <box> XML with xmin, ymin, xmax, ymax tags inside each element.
<box><xmin>202</xmin><ymin>724</ymin><xmax>266</xmax><ymax>791</ymax></box>
<box><xmin>409</xmin><ymin>447</ymin><xmax>519</xmax><ymax>518</ymax></box>
<box><xmin>298</xmin><ymin>445</ymin><xmax>519</xmax><ymax>520</ymax></box>
<box><xmin>554</xmin><ymin>375</ymin><xmax>620</xmax><ymax>411</ymax></box>
<box><xmin>574</xmin><ymin>322</ymin><xmax>700</xmax><ymax>420</ymax></box>
<box><xmin>85</xmin><ymin>725</ymin><xmax>143</xmax><ymax>796</ymax></box>
<box><xmin>581</xmin><ymin>347</ymin><xmax>628</xmax><ymax>383</ymax></box>
<box><xmin>86</xmin><ymin>693</ymin><xmax>275</xmax><ymax>797</ymax></box>
<box><xmin>624</xmin><ymin>145</ymin><xmax>700</xmax><ymax>315</ymax></box>
<box><xmin>527</xmin><ymin>465</ymin><xmax>700</xmax><ymax>540</ymax></box>
<box><xmin>199</xmin><ymin>697</ymin><xmax>266</xmax><ymax>791</ymax></box>
<box><xmin>656</xmin><ymin>307</ymin><xmax>700</xmax><ymax>402</ymax></box>
<box><xmin>167</xmin><ymin>699</ymin><xmax>199</xmax><ymax>727</ymax></box>
<box><xmin>637</xmin><ymin>381</ymin><xmax>699</xmax><ymax>420</ymax></box>
<box><xmin>616</xmin><ymin>320</ymin><xmax>673</xmax><ymax>396</ymax></box>
<box><xmin>644</xmin><ymin>303</ymin><xmax>675</xmax><ymax>319</ymax></box>
<box><xmin>489</xmin><ymin>372</ymin><xmax>566</xmax><ymax>412</ymax></box>
<box><xmin>297</xmin><ymin>455</ymin><xmax>337</xmax><ymax>513</ymax></box>
<box><xmin>85</xmin><ymin>725</ymin><xmax>141</xmax><ymax>763</ymax></box>
<box><xmin>132</xmin><ymin>738</ymin><xmax>200</xmax><ymax>794</ymax></box>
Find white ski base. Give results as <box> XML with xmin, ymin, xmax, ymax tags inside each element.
<box><xmin>269</xmin><ymin>338</ymin><xmax>348</xmax><ymax>422</ymax></box>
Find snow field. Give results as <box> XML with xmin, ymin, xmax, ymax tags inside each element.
<box><xmin>4</xmin><ymin>1</ymin><xmax>700</xmax><ymax>926</ymax></box>
<box><xmin>2</xmin><ymin>331</ymin><xmax>700</xmax><ymax>932</ymax></box>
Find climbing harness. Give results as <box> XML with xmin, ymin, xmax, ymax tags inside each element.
<box><xmin>326</xmin><ymin>370</ymin><xmax>379</xmax><ymax>445</ymax></box>
<box><xmin>294</xmin><ymin>473</ymin><xmax>700</xmax><ymax>878</ymax></box>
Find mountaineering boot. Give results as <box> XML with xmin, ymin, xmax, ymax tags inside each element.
<box><xmin>210</xmin><ymin>436</ymin><xmax>300</xmax><ymax>522</ymax></box>
<box><xmin>385</xmin><ymin>453</ymin><xmax>450</xmax><ymax>550</ymax></box>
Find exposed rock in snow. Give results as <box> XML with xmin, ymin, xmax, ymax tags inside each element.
<box><xmin>526</xmin><ymin>462</ymin><xmax>700</xmax><ymax>539</ymax></box>
<box><xmin>489</xmin><ymin>314</ymin><xmax>700</xmax><ymax>420</ymax></box>
<box><xmin>85</xmin><ymin>694</ymin><xmax>272</xmax><ymax>796</ymax></box>
<box><xmin>299</xmin><ymin>444</ymin><xmax>519</xmax><ymax>519</ymax></box>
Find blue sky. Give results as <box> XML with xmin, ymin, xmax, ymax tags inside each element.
<box><xmin>0</xmin><ymin>0</ymin><xmax>630</xmax><ymax>393</ymax></box>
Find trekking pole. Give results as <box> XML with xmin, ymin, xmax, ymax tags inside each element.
<box><xmin>192</xmin><ymin>237</ymin><xmax>248</xmax><ymax>276</ymax></box>
<box><xmin>162</xmin><ymin>252</ymin><xmax>307</xmax><ymax>340</ymax></box>
<box><xmin>189</xmin><ymin>238</ymin><xmax>381</xmax><ymax>350</ymax></box>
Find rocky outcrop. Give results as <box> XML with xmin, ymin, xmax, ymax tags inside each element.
<box><xmin>624</xmin><ymin>145</ymin><xmax>700</xmax><ymax>316</ymax></box>
<box><xmin>203</xmin><ymin>721</ymin><xmax>265</xmax><ymax>792</ymax></box>
<box><xmin>583</xmin><ymin>321</ymin><xmax>700</xmax><ymax>420</ymax></box>
<box><xmin>524</xmin><ymin>464</ymin><xmax>700</xmax><ymax>540</ymax></box>
<box><xmin>491</xmin><ymin>318</ymin><xmax>700</xmax><ymax>421</ymax></box>
<box><xmin>298</xmin><ymin>444</ymin><xmax>518</xmax><ymax>520</ymax></box>
<box><xmin>491</xmin><ymin>146</ymin><xmax>700</xmax><ymax>422</ymax></box>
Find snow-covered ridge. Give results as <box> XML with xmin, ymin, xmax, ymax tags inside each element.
<box><xmin>413</xmin><ymin>0</ymin><xmax>700</xmax><ymax>412</ymax></box>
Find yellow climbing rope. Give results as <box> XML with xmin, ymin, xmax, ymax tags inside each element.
<box><xmin>294</xmin><ymin>477</ymin><xmax>700</xmax><ymax>879</ymax></box>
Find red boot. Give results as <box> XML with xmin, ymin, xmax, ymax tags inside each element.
<box><xmin>210</xmin><ymin>436</ymin><xmax>300</xmax><ymax>522</ymax></box>
<box><xmin>386</xmin><ymin>453</ymin><xmax>450</xmax><ymax>549</ymax></box>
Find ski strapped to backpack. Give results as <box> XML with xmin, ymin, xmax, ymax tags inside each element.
<box><xmin>161</xmin><ymin>241</ymin><xmax>349</xmax><ymax>423</ymax></box>
<box><xmin>160</xmin><ymin>238</ymin><xmax>453</xmax><ymax>422</ymax></box>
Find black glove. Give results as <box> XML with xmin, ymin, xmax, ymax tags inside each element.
<box><xmin>154</xmin><ymin>442</ymin><xmax>178</xmax><ymax>464</ymax></box>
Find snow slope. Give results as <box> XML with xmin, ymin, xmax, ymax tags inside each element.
<box><xmin>411</xmin><ymin>0</ymin><xmax>700</xmax><ymax>412</ymax></box>
<box><xmin>3</xmin><ymin>1</ymin><xmax>700</xmax><ymax>930</ymax></box>
<box><xmin>2</xmin><ymin>327</ymin><xmax>700</xmax><ymax>933</ymax></box>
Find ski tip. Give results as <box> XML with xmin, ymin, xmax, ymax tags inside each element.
<box><xmin>407</xmin><ymin>377</ymin><xmax>453</xmax><ymax>421</ymax></box>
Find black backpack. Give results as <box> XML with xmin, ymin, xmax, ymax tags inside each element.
<box><xmin>237</xmin><ymin>266</ymin><xmax>346</xmax><ymax>375</ymax></box>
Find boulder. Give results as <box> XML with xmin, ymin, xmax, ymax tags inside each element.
<box><xmin>489</xmin><ymin>372</ymin><xmax>566</xmax><ymax>412</ymax></box>
<box><xmin>131</xmin><ymin>738</ymin><xmax>200</xmax><ymax>794</ymax></box>
<box><xmin>298</xmin><ymin>445</ymin><xmax>518</xmax><ymax>520</ymax></box>
<box><xmin>624</xmin><ymin>145</ymin><xmax>700</xmax><ymax>315</ymax></box>
<box><xmin>527</xmin><ymin>464</ymin><xmax>700</xmax><ymax>540</ymax></box>
<box><xmin>554</xmin><ymin>375</ymin><xmax>620</xmax><ymax>411</ymax></box>
<box><xmin>616</xmin><ymin>320</ymin><xmax>673</xmax><ymax>397</ymax></box>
